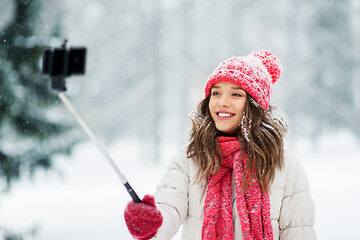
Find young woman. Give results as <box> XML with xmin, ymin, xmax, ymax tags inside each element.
<box><xmin>124</xmin><ymin>50</ymin><xmax>316</xmax><ymax>240</ymax></box>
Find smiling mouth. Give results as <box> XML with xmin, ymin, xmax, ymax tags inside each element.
<box><xmin>217</xmin><ymin>112</ymin><xmax>235</xmax><ymax>118</ymax></box>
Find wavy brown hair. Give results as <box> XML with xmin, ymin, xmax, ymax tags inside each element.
<box><xmin>187</xmin><ymin>94</ymin><xmax>288</xmax><ymax>193</ymax></box>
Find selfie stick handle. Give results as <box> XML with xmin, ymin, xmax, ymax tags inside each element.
<box><xmin>57</xmin><ymin>92</ymin><xmax>142</xmax><ymax>203</ymax></box>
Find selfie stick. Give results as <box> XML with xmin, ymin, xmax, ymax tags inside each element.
<box><xmin>57</xmin><ymin>92</ymin><xmax>142</xmax><ymax>203</ymax></box>
<box><xmin>43</xmin><ymin>40</ymin><xmax>141</xmax><ymax>203</ymax></box>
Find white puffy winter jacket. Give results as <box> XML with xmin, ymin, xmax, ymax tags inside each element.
<box><xmin>153</xmin><ymin>148</ymin><xmax>316</xmax><ymax>240</ymax></box>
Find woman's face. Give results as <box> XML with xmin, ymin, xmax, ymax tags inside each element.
<box><xmin>209</xmin><ymin>81</ymin><xmax>247</xmax><ymax>135</ymax></box>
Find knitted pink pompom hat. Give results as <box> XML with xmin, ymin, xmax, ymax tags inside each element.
<box><xmin>204</xmin><ymin>50</ymin><xmax>282</xmax><ymax>110</ymax></box>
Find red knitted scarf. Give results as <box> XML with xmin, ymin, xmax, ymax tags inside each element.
<box><xmin>202</xmin><ymin>136</ymin><xmax>273</xmax><ymax>240</ymax></box>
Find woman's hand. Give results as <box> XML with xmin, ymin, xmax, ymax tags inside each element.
<box><xmin>124</xmin><ymin>194</ymin><xmax>163</xmax><ymax>240</ymax></box>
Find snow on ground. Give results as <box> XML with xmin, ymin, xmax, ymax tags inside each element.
<box><xmin>0</xmin><ymin>139</ymin><xmax>180</xmax><ymax>240</ymax></box>
<box><xmin>1</xmin><ymin>131</ymin><xmax>359</xmax><ymax>240</ymax></box>
<box><xmin>293</xmin><ymin>131</ymin><xmax>360</xmax><ymax>240</ymax></box>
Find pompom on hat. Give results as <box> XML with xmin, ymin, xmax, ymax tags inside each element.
<box><xmin>204</xmin><ymin>50</ymin><xmax>282</xmax><ymax>110</ymax></box>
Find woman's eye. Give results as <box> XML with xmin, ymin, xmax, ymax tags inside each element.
<box><xmin>233</xmin><ymin>93</ymin><xmax>242</xmax><ymax>97</ymax></box>
<box><xmin>212</xmin><ymin>91</ymin><xmax>220</xmax><ymax>96</ymax></box>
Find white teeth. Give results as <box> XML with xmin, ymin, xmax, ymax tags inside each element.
<box><xmin>218</xmin><ymin>113</ymin><xmax>232</xmax><ymax>117</ymax></box>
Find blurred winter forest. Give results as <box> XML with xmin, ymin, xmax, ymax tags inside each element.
<box><xmin>0</xmin><ymin>0</ymin><xmax>359</xmax><ymax>239</ymax></box>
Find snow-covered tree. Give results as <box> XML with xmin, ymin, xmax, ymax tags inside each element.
<box><xmin>302</xmin><ymin>0</ymin><xmax>359</xmax><ymax>136</ymax></box>
<box><xmin>0</xmin><ymin>0</ymin><xmax>77</xmax><ymax>189</ymax></box>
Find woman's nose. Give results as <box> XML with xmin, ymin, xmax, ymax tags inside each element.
<box><xmin>218</xmin><ymin>95</ymin><xmax>230</xmax><ymax>107</ymax></box>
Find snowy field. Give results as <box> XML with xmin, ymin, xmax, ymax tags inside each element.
<box><xmin>1</xmin><ymin>131</ymin><xmax>359</xmax><ymax>240</ymax></box>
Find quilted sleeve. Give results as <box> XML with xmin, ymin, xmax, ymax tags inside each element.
<box><xmin>279</xmin><ymin>157</ymin><xmax>317</xmax><ymax>240</ymax></box>
<box><xmin>152</xmin><ymin>149</ymin><xmax>190</xmax><ymax>239</ymax></box>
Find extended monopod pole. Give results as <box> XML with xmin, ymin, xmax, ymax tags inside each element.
<box><xmin>57</xmin><ymin>91</ymin><xmax>141</xmax><ymax>203</ymax></box>
<box><xmin>42</xmin><ymin>40</ymin><xmax>141</xmax><ymax>203</ymax></box>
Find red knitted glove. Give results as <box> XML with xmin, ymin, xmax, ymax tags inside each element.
<box><xmin>124</xmin><ymin>194</ymin><xmax>163</xmax><ymax>240</ymax></box>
